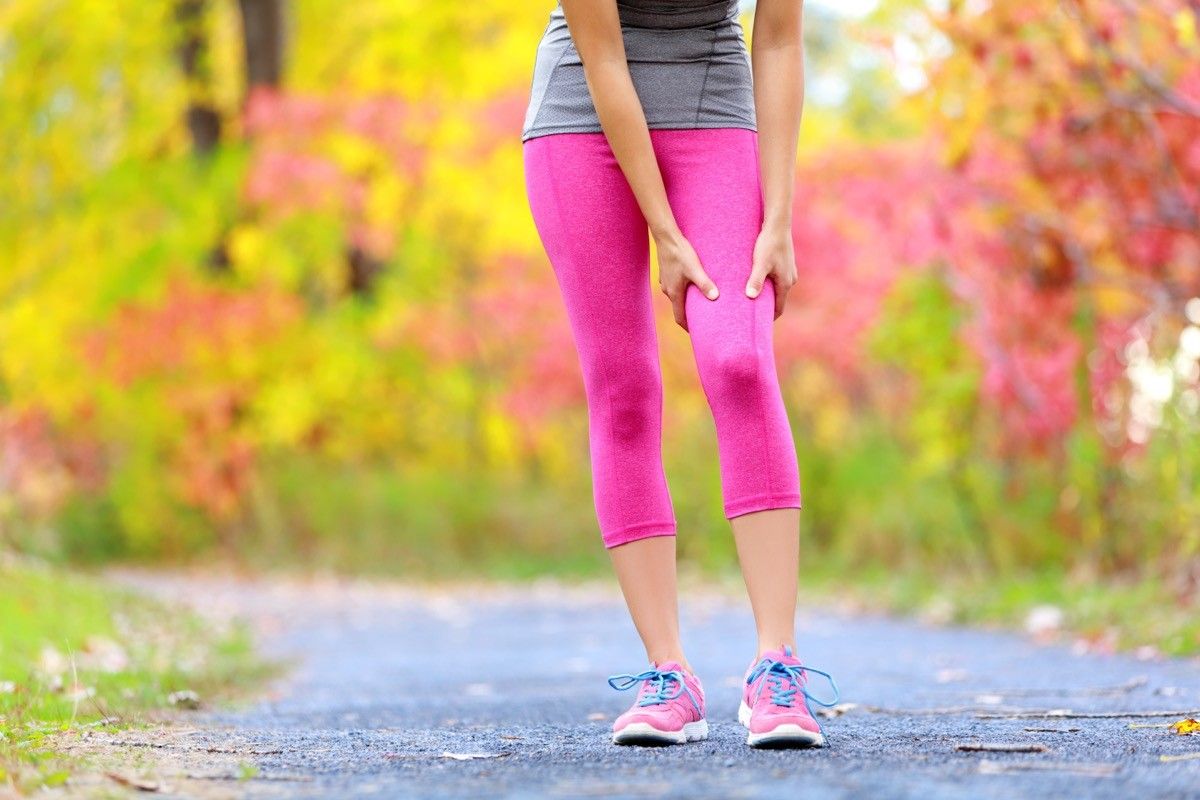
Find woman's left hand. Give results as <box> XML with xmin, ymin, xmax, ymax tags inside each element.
<box><xmin>745</xmin><ymin>219</ymin><xmax>797</xmax><ymax>319</ymax></box>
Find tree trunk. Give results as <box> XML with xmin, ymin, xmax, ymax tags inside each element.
<box><xmin>175</xmin><ymin>0</ymin><xmax>221</xmax><ymax>154</ymax></box>
<box><xmin>238</xmin><ymin>0</ymin><xmax>285</xmax><ymax>91</ymax></box>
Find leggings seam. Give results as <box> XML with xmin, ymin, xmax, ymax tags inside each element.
<box><xmin>749</xmin><ymin>132</ymin><xmax>776</xmax><ymax>500</ymax></box>
<box><xmin>544</xmin><ymin>135</ymin><xmax>633</xmax><ymax>541</ymax></box>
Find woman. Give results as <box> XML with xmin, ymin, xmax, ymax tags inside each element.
<box><xmin>521</xmin><ymin>0</ymin><xmax>839</xmax><ymax>748</ymax></box>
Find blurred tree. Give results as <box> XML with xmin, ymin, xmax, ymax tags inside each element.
<box><xmin>0</xmin><ymin>0</ymin><xmax>1195</xmax><ymax>603</ymax></box>
<box><xmin>176</xmin><ymin>0</ymin><xmax>222</xmax><ymax>154</ymax></box>
<box><xmin>238</xmin><ymin>0</ymin><xmax>284</xmax><ymax>91</ymax></box>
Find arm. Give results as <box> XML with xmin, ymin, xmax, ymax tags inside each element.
<box><xmin>560</xmin><ymin>0</ymin><xmax>719</xmax><ymax>330</ymax></box>
<box><xmin>745</xmin><ymin>0</ymin><xmax>806</xmax><ymax>318</ymax></box>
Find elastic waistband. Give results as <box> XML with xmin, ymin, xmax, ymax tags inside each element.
<box><xmin>615</xmin><ymin>0</ymin><xmax>737</xmax><ymax>29</ymax></box>
<box><xmin>549</xmin><ymin>0</ymin><xmax>738</xmax><ymax>31</ymax></box>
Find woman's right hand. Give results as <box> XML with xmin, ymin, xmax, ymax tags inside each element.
<box><xmin>654</xmin><ymin>228</ymin><xmax>719</xmax><ymax>332</ymax></box>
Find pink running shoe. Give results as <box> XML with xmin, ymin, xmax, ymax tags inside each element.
<box><xmin>607</xmin><ymin>662</ymin><xmax>708</xmax><ymax>746</ymax></box>
<box><xmin>738</xmin><ymin>646</ymin><xmax>840</xmax><ymax>748</ymax></box>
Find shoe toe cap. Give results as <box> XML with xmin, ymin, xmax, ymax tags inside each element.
<box><xmin>613</xmin><ymin>708</ymin><xmax>686</xmax><ymax>733</ymax></box>
<box><xmin>749</xmin><ymin>708</ymin><xmax>821</xmax><ymax>734</ymax></box>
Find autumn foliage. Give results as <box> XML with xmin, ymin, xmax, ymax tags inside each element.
<box><xmin>0</xmin><ymin>1</ymin><xmax>1197</xmax><ymax>603</ymax></box>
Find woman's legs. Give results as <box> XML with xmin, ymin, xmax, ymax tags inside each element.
<box><xmin>731</xmin><ymin>509</ymin><xmax>800</xmax><ymax>657</ymax></box>
<box><xmin>523</xmin><ymin>132</ymin><xmax>689</xmax><ymax>669</ymax></box>
<box><xmin>651</xmin><ymin>127</ymin><xmax>804</xmax><ymax>656</ymax></box>
<box><xmin>523</xmin><ymin>127</ymin><xmax>803</xmax><ymax>666</ymax></box>
<box><xmin>609</xmin><ymin>537</ymin><xmax>690</xmax><ymax>669</ymax></box>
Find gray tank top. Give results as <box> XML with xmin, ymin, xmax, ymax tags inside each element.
<box><xmin>521</xmin><ymin>0</ymin><xmax>756</xmax><ymax>142</ymax></box>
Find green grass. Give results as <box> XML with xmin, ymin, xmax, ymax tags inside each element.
<box><xmin>790</xmin><ymin>564</ymin><xmax>1200</xmax><ymax>658</ymax></box>
<box><xmin>0</xmin><ymin>558</ymin><xmax>274</xmax><ymax>795</ymax></box>
<box><xmin>22</xmin><ymin>442</ymin><xmax>1197</xmax><ymax>661</ymax></box>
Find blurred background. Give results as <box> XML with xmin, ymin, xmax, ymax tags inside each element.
<box><xmin>1</xmin><ymin>0</ymin><xmax>1199</xmax><ymax>651</ymax></box>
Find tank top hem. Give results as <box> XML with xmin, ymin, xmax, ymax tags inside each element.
<box><xmin>521</xmin><ymin>119</ymin><xmax>757</xmax><ymax>144</ymax></box>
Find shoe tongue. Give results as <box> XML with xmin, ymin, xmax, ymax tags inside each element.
<box><xmin>640</xmin><ymin>661</ymin><xmax>686</xmax><ymax>701</ymax></box>
<box><xmin>760</xmin><ymin>646</ymin><xmax>800</xmax><ymax>664</ymax></box>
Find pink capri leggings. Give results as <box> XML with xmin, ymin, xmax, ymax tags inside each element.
<box><xmin>523</xmin><ymin>127</ymin><xmax>801</xmax><ymax>549</ymax></box>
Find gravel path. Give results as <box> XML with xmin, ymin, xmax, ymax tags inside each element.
<box><xmin>109</xmin><ymin>573</ymin><xmax>1200</xmax><ymax>799</ymax></box>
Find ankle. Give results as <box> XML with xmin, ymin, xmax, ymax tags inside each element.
<box><xmin>756</xmin><ymin>638</ymin><xmax>796</xmax><ymax>659</ymax></box>
<box><xmin>647</xmin><ymin>649</ymin><xmax>692</xmax><ymax>674</ymax></box>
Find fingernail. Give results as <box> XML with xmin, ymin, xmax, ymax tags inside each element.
<box><xmin>706</xmin><ymin>288</ymin><xmax>719</xmax><ymax>300</ymax></box>
<box><xmin>746</xmin><ymin>285</ymin><xmax>758</xmax><ymax>298</ymax></box>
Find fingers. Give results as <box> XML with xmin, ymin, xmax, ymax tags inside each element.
<box><xmin>672</xmin><ymin>290</ymin><xmax>689</xmax><ymax>332</ymax></box>
<box><xmin>747</xmin><ymin>253</ymin><xmax>795</xmax><ymax>318</ymax></box>
<box><xmin>772</xmin><ymin>270</ymin><xmax>798</xmax><ymax>319</ymax></box>
<box><xmin>745</xmin><ymin>261</ymin><xmax>769</xmax><ymax>299</ymax></box>
<box><xmin>661</xmin><ymin>263</ymin><xmax>719</xmax><ymax>331</ymax></box>
<box><xmin>689</xmin><ymin>265</ymin><xmax>719</xmax><ymax>302</ymax></box>
<box><xmin>661</xmin><ymin>280</ymin><xmax>688</xmax><ymax>331</ymax></box>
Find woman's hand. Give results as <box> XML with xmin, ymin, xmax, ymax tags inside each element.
<box><xmin>559</xmin><ymin>0</ymin><xmax>717</xmax><ymax>332</ymax></box>
<box><xmin>745</xmin><ymin>218</ymin><xmax>797</xmax><ymax>319</ymax></box>
<box><xmin>655</xmin><ymin>228</ymin><xmax>719</xmax><ymax>332</ymax></box>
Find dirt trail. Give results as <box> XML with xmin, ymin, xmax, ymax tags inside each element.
<box><xmin>66</xmin><ymin>572</ymin><xmax>1200</xmax><ymax>799</ymax></box>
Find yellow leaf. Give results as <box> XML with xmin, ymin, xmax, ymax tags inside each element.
<box><xmin>1169</xmin><ymin>718</ymin><xmax>1200</xmax><ymax>735</ymax></box>
<box><xmin>326</xmin><ymin>132</ymin><xmax>381</xmax><ymax>175</ymax></box>
<box><xmin>228</xmin><ymin>224</ymin><xmax>266</xmax><ymax>270</ymax></box>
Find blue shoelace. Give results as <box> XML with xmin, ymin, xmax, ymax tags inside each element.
<box><xmin>607</xmin><ymin>667</ymin><xmax>702</xmax><ymax>713</ymax></box>
<box><xmin>746</xmin><ymin>648</ymin><xmax>840</xmax><ymax>732</ymax></box>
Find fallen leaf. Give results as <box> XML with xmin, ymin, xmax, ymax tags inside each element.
<box><xmin>167</xmin><ymin>690</ymin><xmax>201</xmax><ymax>710</ymax></box>
<box><xmin>978</xmin><ymin>760</ymin><xmax>1118</xmax><ymax>777</ymax></box>
<box><xmin>956</xmin><ymin>742</ymin><xmax>1049</xmax><ymax>753</ymax></box>
<box><xmin>106</xmin><ymin>772</ymin><xmax>168</xmax><ymax>792</ymax></box>
<box><xmin>1169</xmin><ymin>718</ymin><xmax>1200</xmax><ymax>736</ymax></box>
<box><xmin>440</xmin><ymin>752</ymin><xmax>509</xmax><ymax>761</ymax></box>
<box><xmin>977</xmin><ymin>708</ymin><xmax>1200</xmax><ymax>720</ymax></box>
<box><xmin>817</xmin><ymin>703</ymin><xmax>858</xmax><ymax>718</ymax></box>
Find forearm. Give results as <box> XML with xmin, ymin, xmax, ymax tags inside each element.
<box><xmin>583</xmin><ymin>59</ymin><xmax>679</xmax><ymax>239</ymax></box>
<box><xmin>559</xmin><ymin>0</ymin><xmax>678</xmax><ymax>240</ymax></box>
<box><xmin>751</xmin><ymin>39</ymin><xmax>805</xmax><ymax>228</ymax></box>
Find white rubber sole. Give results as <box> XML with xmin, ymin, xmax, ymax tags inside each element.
<box><xmin>738</xmin><ymin>700</ymin><xmax>826</xmax><ymax>748</ymax></box>
<box><xmin>612</xmin><ymin>719</ymin><xmax>709</xmax><ymax>746</ymax></box>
